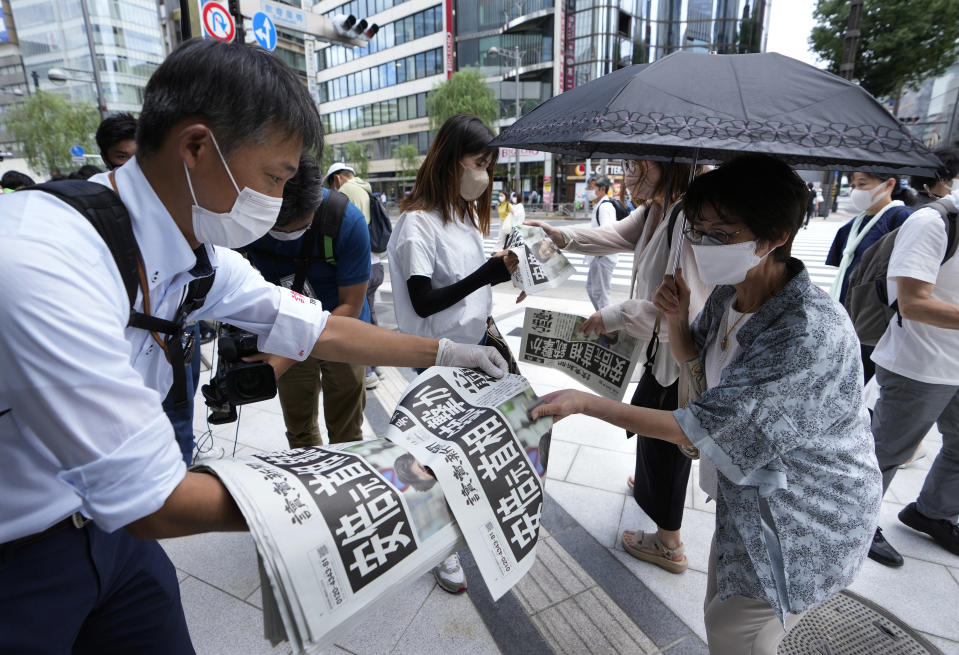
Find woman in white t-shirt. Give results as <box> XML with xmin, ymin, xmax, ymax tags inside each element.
<box><xmin>387</xmin><ymin>114</ymin><xmax>518</xmax><ymax>594</ymax></box>
<box><xmin>388</xmin><ymin>114</ymin><xmax>518</xmax><ymax>346</ymax></box>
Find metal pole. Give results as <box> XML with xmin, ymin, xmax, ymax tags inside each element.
<box><xmin>513</xmin><ymin>45</ymin><xmax>521</xmax><ymax>200</ymax></box>
<box><xmin>79</xmin><ymin>0</ymin><xmax>108</xmax><ymax>120</ymax></box>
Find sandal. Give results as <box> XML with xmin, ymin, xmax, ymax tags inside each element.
<box><xmin>622</xmin><ymin>530</ymin><xmax>688</xmax><ymax>574</ymax></box>
<box><xmin>626</xmin><ymin>475</ymin><xmax>634</xmax><ymax>492</ymax></box>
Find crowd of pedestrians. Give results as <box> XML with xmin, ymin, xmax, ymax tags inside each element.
<box><xmin>2</xmin><ymin>36</ymin><xmax>959</xmax><ymax>655</ymax></box>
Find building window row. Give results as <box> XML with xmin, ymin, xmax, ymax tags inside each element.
<box><xmin>323</xmin><ymin>90</ymin><xmax>428</xmax><ymax>134</ymax></box>
<box><xmin>322</xmin><ymin>0</ymin><xmax>407</xmax><ymax>22</ymax></box>
<box><xmin>320</xmin><ymin>48</ymin><xmax>443</xmax><ymax>103</ymax></box>
<box><xmin>319</xmin><ymin>4</ymin><xmax>442</xmax><ymax>71</ymax></box>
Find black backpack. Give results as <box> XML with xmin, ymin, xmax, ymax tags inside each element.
<box><xmin>844</xmin><ymin>198</ymin><xmax>958</xmax><ymax>346</ymax></box>
<box><xmin>367</xmin><ymin>191</ymin><xmax>392</xmax><ymax>252</ymax></box>
<box><xmin>32</xmin><ymin>180</ymin><xmax>214</xmax><ymax>410</ymax></box>
<box><xmin>601</xmin><ymin>197</ymin><xmax>630</xmax><ymax>221</ymax></box>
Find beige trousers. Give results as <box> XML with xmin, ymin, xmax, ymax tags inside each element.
<box><xmin>703</xmin><ymin>538</ymin><xmax>804</xmax><ymax>654</ymax></box>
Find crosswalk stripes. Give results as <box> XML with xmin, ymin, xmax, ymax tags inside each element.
<box><xmin>487</xmin><ymin>219</ymin><xmax>845</xmax><ymax>294</ymax></box>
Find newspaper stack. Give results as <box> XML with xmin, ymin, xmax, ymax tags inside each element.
<box><xmin>519</xmin><ymin>307</ymin><xmax>641</xmax><ymax>400</ymax></box>
<box><xmin>199</xmin><ymin>367</ymin><xmax>552</xmax><ymax>653</ymax></box>
<box><xmin>504</xmin><ymin>225</ymin><xmax>576</xmax><ymax>293</ymax></box>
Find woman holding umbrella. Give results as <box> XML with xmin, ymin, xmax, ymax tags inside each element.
<box><xmin>531</xmin><ymin>154</ymin><xmax>882</xmax><ymax>654</ymax></box>
<box><xmin>526</xmin><ymin>159</ymin><xmax>710</xmax><ymax>574</ymax></box>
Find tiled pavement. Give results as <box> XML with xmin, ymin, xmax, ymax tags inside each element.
<box><xmin>163</xmin><ymin>218</ymin><xmax>959</xmax><ymax>654</ymax></box>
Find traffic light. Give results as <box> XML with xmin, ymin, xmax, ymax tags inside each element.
<box><xmin>331</xmin><ymin>13</ymin><xmax>378</xmax><ymax>39</ymax></box>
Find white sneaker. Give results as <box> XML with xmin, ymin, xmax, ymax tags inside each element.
<box><xmin>365</xmin><ymin>372</ymin><xmax>379</xmax><ymax>390</ymax></box>
<box><xmin>432</xmin><ymin>553</ymin><xmax>467</xmax><ymax>594</ymax></box>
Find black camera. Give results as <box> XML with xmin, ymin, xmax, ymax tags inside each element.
<box><xmin>201</xmin><ymin>324</ymin><xmax>276</xmax><ymax>424</ymax></box>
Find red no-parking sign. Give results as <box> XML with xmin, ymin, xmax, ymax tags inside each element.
<box><xmin>201</xmin><ymin>1</ymin><xmax>234</xmax><ymax>42</ymax></box>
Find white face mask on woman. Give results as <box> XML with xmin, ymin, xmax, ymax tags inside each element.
<box><xmin>459</xmin><ymin>165</ymin><xmax>490</xmax><ymax>201</ymax></box>
<box><xmin>691</xmin><ymin>238</ymin><xmax>772</xmax><ymax>285</ymax></box>
<box><xmin>849</xmin><ymin>184</ymin><xmax>886</xmax><ymax>213</ymax></box>
<box><xmin>184</xmin><ymin>131</ymin><xmax>284</xmax><ymax>248</ymax></box>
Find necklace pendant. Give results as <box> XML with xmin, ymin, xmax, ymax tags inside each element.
<box><xmin>720</xmin><ymin>336</ymin><xmax>728</xmax><ymax>351</ymax></box>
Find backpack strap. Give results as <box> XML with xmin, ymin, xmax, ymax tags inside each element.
<box><xmin>316</xmin><ymin>188</ymin><xmax>350</xmax><ymax>267</ymax></box>
<box><xmin>31</xmin><ymin>180</ymin><xmax>141</xmax><ymax>308</ymax></box>
<box><xmin>32</xmin><ymin>179</ymin><xmax>213</xmax><ymax>411</ymax></box>
<box><xmin>927</xmin><ymin>198</ymin><xmax>959</xmax><ymax>264</ymax></box>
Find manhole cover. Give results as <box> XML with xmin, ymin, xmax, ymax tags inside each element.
<box><xmin>779</xmin><ymin>590</ymin><xmax>941</xmax><ymax>655</ymax></box>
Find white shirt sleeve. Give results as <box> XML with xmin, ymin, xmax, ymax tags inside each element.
<box><xmin>196</xmin><ymin>248</ymin><xmax>328</xmax><ymax>361</ymax></box>
<box><xmin>0</xmin><ymin>235</ymin><xmax>185</xmax><ymax>533</ymax></box>
<box><xmin>390</xmin><ymin>212</ymin><xmax>439</xmax><ymax>280</ymax></box>
<box><xmin>887</xmin><ymin>209</ymin><xmax>947</xmax><ymax>302</ymax></box>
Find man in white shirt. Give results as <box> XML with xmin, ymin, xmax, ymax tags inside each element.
<box><xmin>867</xmin><ymin>196</ymin><xmax>959</xmax><ymax>568</ymax></box>
<box><xmin>584</xmin><ymin>174</ymin><xmax>619</xmax><ymax>310</ymax></box>
<box><xmin>0</xmin><ymin>39</ymin><xmax>504</xmax><ymax>652</ymax></box>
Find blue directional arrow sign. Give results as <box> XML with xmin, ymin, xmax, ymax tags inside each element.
<box><xmin>252</xmin><ymin>12</ymin><xmax>277</xmax><ymax>52</ymax></box>
<box><xmin>69</xmin><ymin>144</ymin><xmax>85</xmax><ymax>157</ymax></box>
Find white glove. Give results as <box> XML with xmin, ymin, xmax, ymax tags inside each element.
<box><xmin>435</xmin><ymin>338</ymin><xmax>507</xmax><ymax>378</ymax></box>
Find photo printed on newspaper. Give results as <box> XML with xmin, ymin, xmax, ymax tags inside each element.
<box><xmin>386</xmin><ymin>366</ymin><xmax>552</xmax><ymax>600</ymax></box>
<box><xmin>504</xmin><ymin>225</ymin><xmax>575</xmax><ymax>293</ymax></box>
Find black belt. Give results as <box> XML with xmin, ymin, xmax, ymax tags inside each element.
<box><xmin>0</xmin><ymin>513</ymin><xmax>90</xmax><ymax>563</ymax></box>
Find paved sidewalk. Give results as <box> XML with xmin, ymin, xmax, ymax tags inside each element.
<box><xmin>164</xmin><ymin>219</ymin><xmax>959</xmax><ymax>654</ymax></box>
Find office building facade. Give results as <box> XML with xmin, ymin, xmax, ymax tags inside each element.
<box><xmin>0</xmin><ymin>0</ymin><xmax>29</xmax><ymax>157</ymax></box>
<box><xmin>10</xmin><ymin>0</ymin><xmax>165</xmax><ymax>114</ymax></box>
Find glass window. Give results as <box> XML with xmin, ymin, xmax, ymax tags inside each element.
<box><xmin>416</xmin><ymin>93</ymin><xmax>426</xmax><ymax>118</ymax></box>
<box><xmin>398</xmin><ymin>96</ymin><xmax>408</xmax><ymax>121</ymax></box>
<box><xmin>414</xmin><ymin>11</ymin><xmax>426</xmax><ymax>39</ymax></box>
<box><xmin>415</xmin><ymin>53</ymin><xmax>425</xmax><ymax>79</ymax></box>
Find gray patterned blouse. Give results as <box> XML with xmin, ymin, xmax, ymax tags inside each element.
<box><xmin>673</xmin><ymin>259</ymin><xmax>882</xmax><ymax>623</ymax></box>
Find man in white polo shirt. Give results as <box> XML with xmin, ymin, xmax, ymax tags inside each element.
<box><xmin>867</xmin><ymin>192</ymin><xmax>959</xmax><ymax>568</ymax></box>
<box><xmin>0</xmin><ymin>39</ymin><xmax>504</xmax><ymax>652</ymax></box>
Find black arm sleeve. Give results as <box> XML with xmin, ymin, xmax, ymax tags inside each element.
<box><xmin>406</xmin><ymin>257</ymin><xmax>512</xmax><ymax>318</ymax></box>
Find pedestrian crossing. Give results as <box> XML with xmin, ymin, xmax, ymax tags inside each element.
<box><xmin>485</xmin><ymin>219</ymin><xmax>844</xmax><ymax>294</ymax></box>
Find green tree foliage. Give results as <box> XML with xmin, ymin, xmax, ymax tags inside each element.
<box><xmin>810</xmin><ymin>0</ymin><xmax>959</xmax><ymax>113</ymax></box>
<box><xmin>319</xmin><ymin>144</ymin><xmax>336</xmax><ymax>175</ymax></box>
<box><xmin>4</xmin><ymin>90</ymin><xmax>99</xmax><ymax>174</ymax></box>
<box><xmin>343</xmin><ymin>141</ymin><xmax>370</xmax><ymax>177</ymax></box>
<box><xmin>426</xmin><ymin>68</ymin><xmax>499</xmax><ymax>131</ymax></box>
<box><xmin>392</xmin><ymin>143</ymin><xmax>421</xmax><ymax>181</ymax></box>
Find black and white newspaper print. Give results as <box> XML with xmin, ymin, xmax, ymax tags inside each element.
<box><xmin>386</xmin><ymin>367</ymin><xmax>553</xmax><ymax>600</ymax></box>
<box><xmin>519</xmin><ymin>307</ymin><xmax>641</xmax><ymax>400</ymax></box>
<box><xmin>199</xmin><ymin>437</ymin><xmax>462</xmax><ymax>653</ymax></box>
<box><xmin>504</xmin><ymin>225</ymin><xmax>575</xmax><ymax>293</ymax></box>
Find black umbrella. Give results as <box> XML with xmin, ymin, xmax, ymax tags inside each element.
<box><xmin>490</xmin><ymin>51</ymin><xmax>941</xmax><ymax>175</ymax></box>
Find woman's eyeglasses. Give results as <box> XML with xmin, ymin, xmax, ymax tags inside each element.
<box><xmin>682</xmin><ymin>225</ymin><xmax>750</xmax><ymax>245</ymax></box>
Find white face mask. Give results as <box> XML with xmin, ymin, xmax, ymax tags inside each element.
<box><xmin>849</xmin><ymin>185</ymin><xmax>885</xmax><ymax>213</ymax></box>
<box><xmin>585</xmin><ymin>188</ymin><xmax>598</xmax><ymax>202</ymax></box>
<box><xmin>269</xmin><ymin>226</ymin><xmax>308</xmax><ymax>241</ymax></box>
<box><xmin>459</xmin><ymin>165</ymin><xmax>490</xmax><ymax>201</ymax></box>
<box><xmin>691</xmin><ymin>239</ymin><xmax>771</xmax><ymax>285</ymax></box>
<box><xmin>184</xmin><ymin>131</ymin><xmax>284</xmax><ymax>248</ymax></box>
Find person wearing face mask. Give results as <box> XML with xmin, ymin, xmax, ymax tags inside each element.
<box><xmin>246</xmin><ymin>154</ymin><xmax>371</xmax><ymax>448</ymax></box>
<box><xmin>387</xmin><ymin>113</ymin><xmax>519</xmax><ymax>594</ymax></box>
<box><xmin>910</xmin><ymin>146</ymin><xmax>959</xmax><ymax>209</ymax></box>
<box><xmin>496</xmin><ymin>189</ymin><xmax>513</xmax><ymax>248</ymax></box>
<box><xmin>0</xmin><ymin>42</ymin><xmax>508</xmax><ymax>653</ymax></box>
<box><xmin>527</xmin><ymin>159</ymin><xmax>709</xmax><ymax>574</ymax></box>
<box><xmin>581</xmin><ymin>175</ymin><xmax>620</xmax><ymax>311</ymax></box>
<box><xmin>531</xmin><ymin>154</ymin><xmax>881</xmax><ymax>655</ymax></box>
<box><xmin>826</xmin><ymin>171</ymin><xmax>914</xmax><ymax>384</ymax></box>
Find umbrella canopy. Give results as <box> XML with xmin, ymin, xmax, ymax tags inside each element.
<box><xmin>490</xmin><ymin>51</ymin><xmax>941</xmax><ymax>175</ymax></box>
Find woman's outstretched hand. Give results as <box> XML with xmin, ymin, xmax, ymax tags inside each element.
<box><xmin>493</xmin><ymin>249</ymin><xmax>519</xmax><ymax>275</ymax></box>
<box><xmin>580</xmin><ymin>310</ymin><xmax>607</xmax><ymax>337</ymax></box>
<box><xmin>523</xmin><ymin>220</ymin><xmax>567</xmax><ymax>248</ymax></box>
<box><xmin>531</xmin><ymin>389</ymin><xmax>588</xmax><ymax>423</ymax></box>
